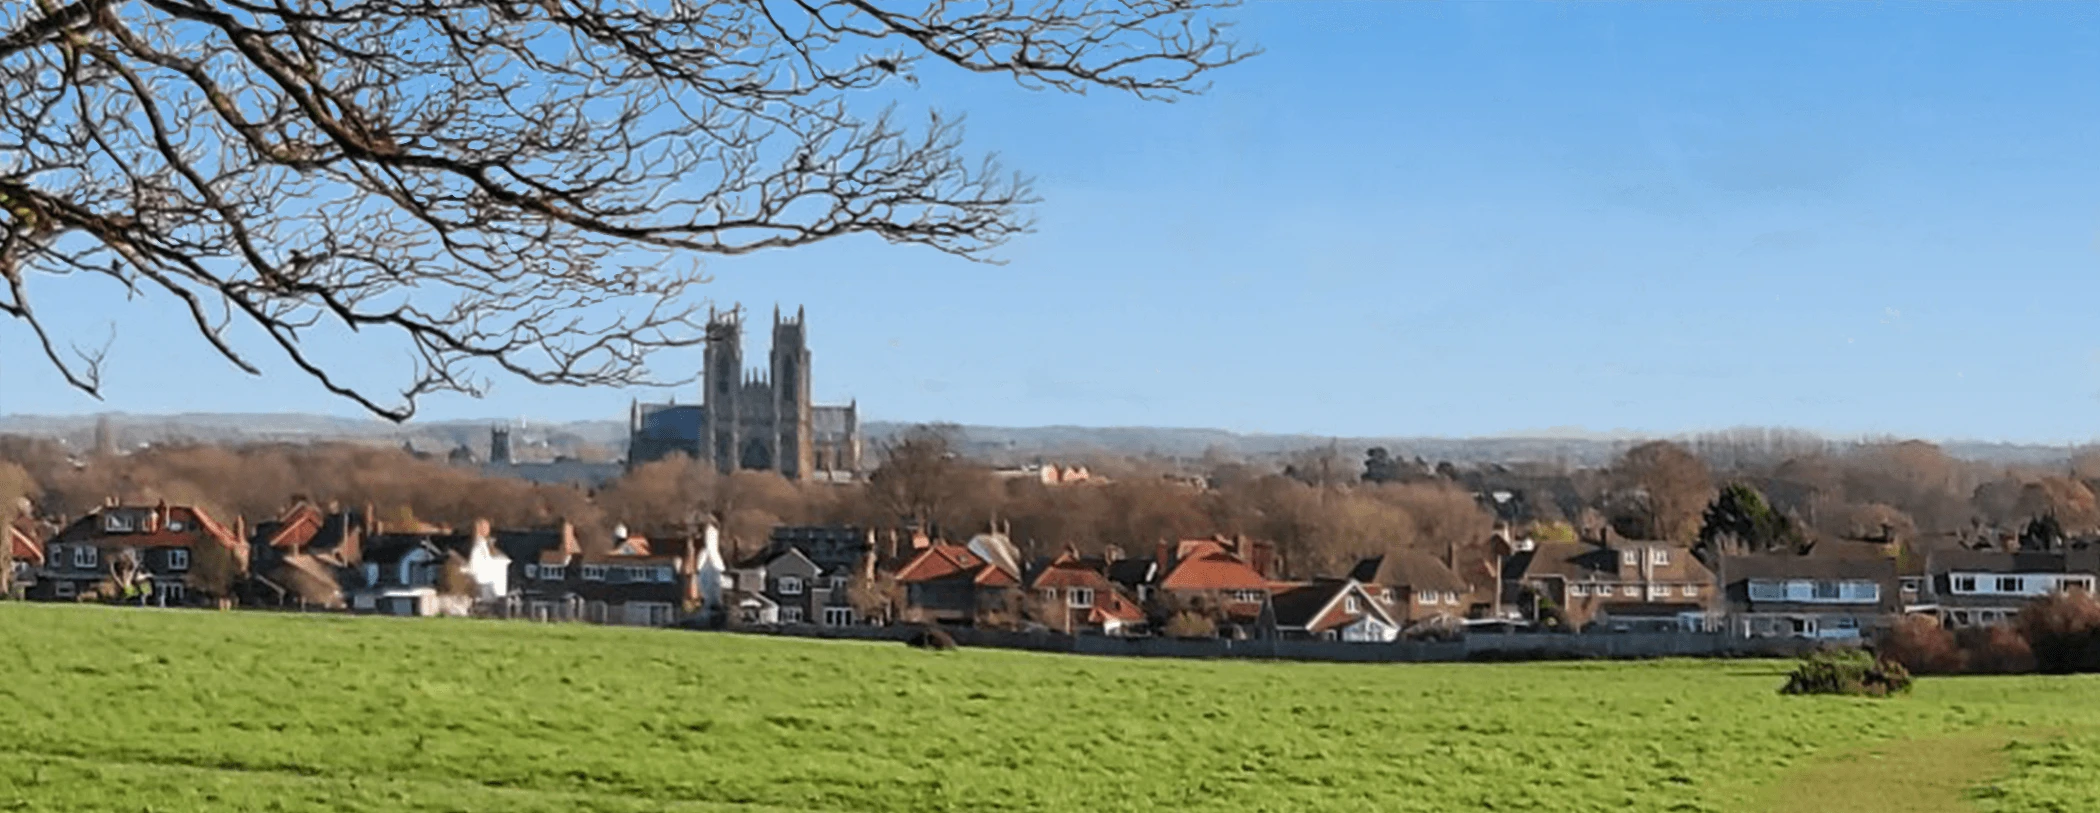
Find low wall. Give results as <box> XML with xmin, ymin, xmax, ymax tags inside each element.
<box><xmin>712</xmin><ymin>623</ymin><xmax>1826</xmax><ymax>663</ymax></box>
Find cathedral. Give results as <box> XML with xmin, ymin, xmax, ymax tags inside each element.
<box><xmin>626</xmin><ymin>305</ymin><xmax>862</xmax><ymax>481</ymax></box>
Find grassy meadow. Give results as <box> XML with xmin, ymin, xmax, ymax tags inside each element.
<box><xmin>1</xmin><ymin>605</ymin><xmax>2097</xmax><ymax>812</ymax></box>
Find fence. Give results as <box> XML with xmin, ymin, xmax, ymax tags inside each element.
<box><xmin>705</xmin><ymin>622</ymin><xmax>1827</xmax><ymax>663</ymax></box>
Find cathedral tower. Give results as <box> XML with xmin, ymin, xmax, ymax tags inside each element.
<box><xmin>772</xmin><ymin>305</ymin><xmax>815</xmax><ymax>480</ymax></box>
<box><xmin>700</xmin><ymin>306</ymin><xmax>744</xmax><ymax>473</ymax></box>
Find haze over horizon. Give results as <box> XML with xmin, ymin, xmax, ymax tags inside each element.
<box><xmin>6</xmin><ymin>3</ymin><xmax>2100</xmax><ymax>445</ymax></box>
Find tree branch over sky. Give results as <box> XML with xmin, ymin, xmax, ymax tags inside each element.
<box><xmin>0</xmin><ymin>0</ymin><xmax>1252</xmax><ymax>420</ymax></box>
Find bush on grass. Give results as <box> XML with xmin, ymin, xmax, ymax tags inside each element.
<box><xmin>1781</xmin><ymin>649</ymin><xmax>1913</xmax><ymax>697</ymax></box>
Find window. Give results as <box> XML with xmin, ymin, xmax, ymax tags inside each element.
<box><xmin>1748</xmin><ymin>580</ymin><xmax>1785</xmax><ymax>601</ymax></box>
<box><xmin>166</xmin><ymin>520</ymin><xmax>186</xmax><ymax>533</ymax></box>
<box><xmin>2068</xmin><ymin>577</ymin><xmax>2095</xmax><ymax>593</ymax></box>
<box><xmin>1443</xmin><ymin>592</ymin><xmax>1460</xmax><ymax>606</ymax></box>
<box><xmin>1345</xmin><ymin>594</ymin><xmax>1361</xmax><ymax>613</ymax></box>
<box><xmin>167</xmin><ymin>549</ymin><xmax>189</xmax><ymax>571</ymax></box>
<box><xmin>73</xmin><ymin>546</ymin><xmax>97</xmax><ymax>569</ymax></box>
<box><xmin>1068</xmin><ymin>588</ymin><xmax>1095</xmax><ymax>608</ymax></box>
<box><xmin>657</xmin><ymin>567</ymin><xmax>675</xmax><ymax>583</ymax></box>
<box><xmin>1570</xmin><ymin>584</ymin><xmax>1588</xmax><ymax>597</ymax></box>
<box><xmin>1417</xmin><ymin>591</ymin><xmax>1436</xmax><ymax>605</ymax></box>
<box><xmin>1621</xmin><ymin>550</ymin><xmax>1637</xmax><ymax>567</ymax></box>
<box><xmin>1039</xmin><ymin>587</ymin><xmax>1057</xmax><ymax>602</ymax></box>
<box><xmin>582</xmin><ymin>565</ymin><xmax>606</xmax><ymax>581</ymax></box>
<box><xmin>829</xmin><ymin>575</ymin><xmax>848</xmax><ymax>591</ymax></box>
<box><xmin>103</xmin><ymin>512</ymin><xmax>135</xmax><ymax>533</ymax></box>
<box><xmin>1954</xmin><ymin>576</ymin><xmax>1978</xmax><ymax>593</ymax></box>
<box><xmin>779</xmin><ymin>576</ymin><xmax>804</xmax><ymax>595</ymax></box>
<box><xmin>1622</xmin><ymin>585</ymin><xmax>1639</xmax><ymax>598</ymax></box>
<box><xmin>1681</xmin><ymin>584</ymin><xmax>1698</xmax><ymax>598</ymax></box>
<box><xmin>781</xmin><ymin>606</ymin><xmax>804</xmax><ymax>623</ymax></box>
<box><xmin>157</xmin><ymin>581</ymin><xmax>186</xmax><ymax>605</ymax></box>
<box><xmin>1814</xmin><ymin>581</ymin><xmax>1841</xmax><ymax>601</ymax></box>
<box><xmin>54</xmin><ymin>580</ymin><xmax>75</xmax><ymax>598</ymax></box>
<box><xmin>1650</xmin><ymin>548</ymin><xmax>1669</xmax><ymax>566</ymax></box>
<box><xmin>824</xmin><ymin>607</ymin><xmax>855</xmax><ymax>626</ymax></box>
<box><xmin>1226</xmin><ymin>589</ymin><xmax>1264</xmax><ymax>604</ymax></box>
<box><xmin>1997</xmin><ymin>577</ymin><xmax>2022</xmax><ymax>593</ymax></box>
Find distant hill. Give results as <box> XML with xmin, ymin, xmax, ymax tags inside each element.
<box><xmin>0</xmin><ymin>412</ymin><xmax>2082</xmax><ymax>469</ymax></box>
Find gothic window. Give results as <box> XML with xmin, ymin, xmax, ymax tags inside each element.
<box><xmin>740</xmin><ymin>437</ymin><xmax>773</xmax><ymax>471</ymax></box>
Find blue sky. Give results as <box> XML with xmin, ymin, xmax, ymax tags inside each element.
<box><xmin>8</xmin><ymin>2</ymin><xmax>2100</xmax><ymax>443</ymax></box>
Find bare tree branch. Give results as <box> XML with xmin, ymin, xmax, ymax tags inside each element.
<box><xmin>0</xmin><ymin>0</ymin><xmax>1254</xmax><ymax>420</ymax></box>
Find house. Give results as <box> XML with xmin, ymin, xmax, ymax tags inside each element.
<box><xmin>244</xmin><ymin>501</ymin><xmax>372</xmax><ymax>609</ymax></box>
<box><xmin>1502</xmin><ymin>539</ymin><xmax>1718</xmax><ymax>632</ymax></box>
<box><xmin>32</xmin><ymin>502</ymin><xmax>248</xmax><ymax>607</ymax></box>
<box><xmin>1349</xmin><ymin>550</ymin><xmax>1471</xmax><ymax>626</ymax></box>
<box><xmin>1908</xmin><ymin>549</ymin><xmax>2100</xmax><ymax>628</ymax></box>
<box><xmin>1152</xmin><ymin>536</ymin><xmax>1280</xmax><ymax>637</ymax></box>
<box><xmin>1717</xmin><ymin>554</ymin><xmax>1900</xmax><ymax>640</ymax></box>
<box><xmin>521</xmin><ymin>529</ymin><xmax>688</xmax><ymax>626</ymax></box>
<box><xmin>1024</xmin><ymin>548</ymin><xmax>1147</xmax><ymax>636</ymax></box>
<box><xmin>1260</xmin><ymin>578</ymin><xmax>1400</xmax><ymax>642</ymax></box>
<box><xmin>347</xmin><ymin>520</ymin><xmax>510</xmax><ymax>617</ymax></box>
<box><xmin>894</xmin><ymin>532</ymin><xmax>1024</xmax><ymax>626</ymax></box>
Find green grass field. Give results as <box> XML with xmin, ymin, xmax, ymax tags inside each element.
<box><xmin>1</xmin><ymin>605</ymin><xmax>2096</xmax><ymax>812</ymax></box>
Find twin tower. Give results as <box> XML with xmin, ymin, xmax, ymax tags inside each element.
<box><xmin>627</xmin><ymin>305</ymin><xmax>862</xmax><ymax>481</ymax></box>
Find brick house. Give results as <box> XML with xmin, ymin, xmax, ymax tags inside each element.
<box><xmin>1348</xmin><ymin>550</ymin><xmax>1472</xmax><ymax>627</ymax></box>
<box><xmin>894</xmin><ymin>533</ymin><xmax>1024</xmax><ymax>626</ymax></box>
<box><xmin>1718</xmin><ymin>553</ymin><xmax>1900</xmax><ymax>641</ymax></box>
<box><xmin>1260</xmin><ymin>578</ymin><xmax>1401</xmax><ymax>642</ymax></box>
<box><xmin>32</xmin><ymin>503</ymin><xmax>248</xmax><ymax>607</ymax></box>
<box><xmin>1152</xmin><ymin>536</ymin><xmax>1281</xmax><ymax>638</ymax></box>
<box><xmin>1502</xmin><ymin>539</ymin><xmax>1718</xmax><ymax>632</ymax></box>
<box><xmin>1023</xmin><ymin>548</ymin><xmax>1146</xmax><ymax>636</ymax></box>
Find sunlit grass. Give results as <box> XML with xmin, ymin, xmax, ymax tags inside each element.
<box><xmin>1</xmin><ymin>604</ymin><xmax>2096</xmax><ymax>812</ymax></box>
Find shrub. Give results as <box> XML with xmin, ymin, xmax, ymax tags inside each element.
<box><xmin>1879</xmin><ymin>615</ymin><xmax>1962</xmax><ymax>675</ymax></box>
<box><xmin>1162</xmin><ymin>611</ymin><xmax>1217</xmax><ymax>640</ymax></box>
<box><xmin>2015</xmin><ymin>591</ymin><xmax>2100</xmax><ymax>674</ymax></box>
<box><xmin>1954</xmin><ymin>624</ymin><xmax>2036</xmax><ymax>675</ymax></box>
<box><xmin>1780</xmin><ymin>649</ymin><xmax>1913</xmax><ymax>697</ymax></box>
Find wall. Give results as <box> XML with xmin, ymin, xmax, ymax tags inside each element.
<box><xmin>717</xmin><ymin>623</ymin><xmax>1825</xmax><ymax>663</ymax></box>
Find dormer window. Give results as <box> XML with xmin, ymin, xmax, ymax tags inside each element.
<box><xmin>581</xmin><ymin>564</ymin><xmax>607</xmax><ymax>581</ymax></box>
<box><xmin>1650</xmin><ymin>549</ymin><xmax>1669</xmax><ymax>566</ymax></box>
<box><xmin>103</xmin><ymin>512</ymin><xmax>136</xmax><ymax>533</ymax></box>
<box><xmin>166</xmin><ymin>519</ymin><xmax>186</xmax><ymax>533</ymax></box>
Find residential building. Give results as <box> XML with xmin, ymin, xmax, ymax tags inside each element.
<box><xmin>1152</xmin><ymin>536</ymin><xmax>1280</xmax><ymax>638</ymax></box>
<box><xmin>1502</xmin><ymin>539</ymin><xmax>1719</xmax><ymax>632</ymax></box>
<box><xmin>245</xmin><ymin>501</ymin><xmax>371</xmax><ymax>609</ymax></box>
<box><xmin>32</xmin><ymin>503</ymin><xmax>249</xmax><ymax>607</ymax></box>
<box><xmin>894</xmin><ymin>533</ymin><xmax>1024</xmax><ymax>626</ymax></box>
<box><xmin>1718</xmin><ymin>554</ymin><xmax>1900</xmax><ymax>640</ymax></box>
<box><xmin>7</xmin><ymin>518</ymin><xmax>45</xmax><ymax>597</ymax></box>
<box><xmin>1260</xmin><ymin>578</ymin><xmax>1401</xmax><ymax>642</ymax></box>
<box><xmin>1909</xmin><ymin>549</ymin><xmax>2100</xmax><ymax>628</ymax></box>
<box><xmin>347</xmin><ymin>520</ymin><xmax>510</xmax><ymax>617</ymax></box>
<box><xmin>1349</xmin><ymin>550</ymin><xmax>1471</xmax><ymax>626</ymax></box>
<box><xmin>520</xmin><ymin>531</ymin><xmax>688</xmax><ymax>626</ymax></box>
<box><xmin>1024</xmin><ymin>548</ymin><xmax>1147</xmax><ymax>636</ymax></box>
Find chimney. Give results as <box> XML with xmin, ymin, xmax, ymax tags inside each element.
<box><xmin>1155</xmin><ymin>541</ymin><xmax>1171</xmax><ymax>573</ymax></box>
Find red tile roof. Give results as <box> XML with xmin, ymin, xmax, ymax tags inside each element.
<box><xmin>1159</xmin><ymin>550</ymin><xmax>1269</xmax><ymax>592</ymax></box>
<box><xmin>7</xmin><ymin>523</ymin><xmax>43</xmax><ymax>567</ymax></box>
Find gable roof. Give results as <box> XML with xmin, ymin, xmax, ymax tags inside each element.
<box><xmin>1266</xmin><ymin>579</ymin><xmax>1396</xmax><ymax>632</ymax></box>
<box><xmin>1028</xmin><ymin>550</ymin><xmax>1115</xmax><ymax>591</ymax></box>
<box><xmin>55</xmin><ymin>504</ymin><xmax>243</xmax><ymax>553</ymax></box>
<box><xmin>1350</xmin><ymin>551</ymin><xmax>1468</xmax><ymax>594</ymax></box>
<box><xmin>1158</xmin><ymin>549</ymin><xmax>1268</xmax><ymax>592</ymax></box>
<box><xmin>895</xmin><ymin>543</ymin><xmax>1019</xmax><ymax>587</ymax></box>
<box><xmin>7</xmin><ymin>522</ymin><xmax>43</xmax><ymax>567</ymax></box>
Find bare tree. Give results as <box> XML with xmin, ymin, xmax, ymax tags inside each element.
<box><xmin>0</xmin><ymin>1</ymin><xmax>1252</xmax><ymax>419</ymax></box>
<box><xmin>1608</xmin><ymin>441</ymin><xmax>1712</xmax><ymax>543</ymax></box>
